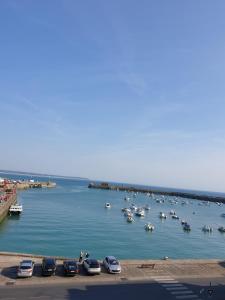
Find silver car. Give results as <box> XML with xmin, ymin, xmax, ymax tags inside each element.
<box><xmin>17</xmin><ymin>260</ymin><xmax>34</xmax><ymax>278</ymax></box>
<box><xmin>103</xmin><ymin>256</ymin><xmax>121</xmax><ymax>274</ymax></box>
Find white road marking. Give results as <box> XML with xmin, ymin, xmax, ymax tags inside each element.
<box><xmin>175</xmin><ymin>295</ymin><xmax>199</xmax><ymax>299</ymax></box>
<box><xmin>162</xmin><ymin>283</ymin><xmax>183</xmax><ymax>287</ymax></box>
<box><xmin>166</xmin><ymin>287</ymin><xmax>188</xmax><ymax>291</ymax></box>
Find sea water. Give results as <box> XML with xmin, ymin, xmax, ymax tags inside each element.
<box><xmin>0</xmin><ymin>173</ymin><xmax>225</xmax><ymax>259</ymax></box>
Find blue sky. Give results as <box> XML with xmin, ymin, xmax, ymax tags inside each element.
<box><xmin>1</xmin><ymin>0</ymin><xmax>225</xmax><ymax>192</ymax></box>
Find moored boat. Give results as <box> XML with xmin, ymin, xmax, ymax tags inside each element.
<box><xmin>202</xmin><ymin>225</ymin><xmax>213</xmax><ymax>232</ymax></box>
<box><xmin>9</xmin><ymin>204</ymin><xmax>23</xmax><ymax>215</ymax></box>
<box><xmin>183</xmin><ymin>223</ymin><xmax>191</xmax><ymax>231</ymax></box>
<box><xmin>145</xmin><ymin>223</ymin><xmax>154</xmax><ymax>231</ymax></box>
<box><xmin>218</xmin><ymin>226</ymin><xmax>225</xmax><ymax>233</ymax></box>
<box><xmin>159</xmin><ymin>212</ymin><xmax>167</xmax><ymax>219</ymax></box>
<box><xmin>105</xmin><ymin>203</ymin><xmax>111</xmax><ymax>208</ymax></box>
<box><xmin>135</xmin><ymin>208</ymin><xmax>145</xmax><ymax>217</ymax></box>
<box><xmin>127</xmin><ymin>216</ymin><xmax>134</xmax><ymax>223</ymax></box>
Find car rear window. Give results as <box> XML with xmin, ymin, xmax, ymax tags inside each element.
<box><xmin>20</xmin><ymin>265</ymin><xmax>32</xmax><ymax>270</ymax></box>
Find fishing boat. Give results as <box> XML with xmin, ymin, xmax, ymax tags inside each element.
<box><xmin>183</xmin><ymin>223</ymin><xmax>191</xmax><ymax>231</ymax></box>
<box><xmin>181</xmin><ymin>220</ymin><xmax>187</xmax><ymax>225</ymax></box>
<box><xmin>159</xmin><ymin>212</ymin><xmax>167</xmax><ymax>219</ymax></box>
<box><xmin>130</xmin><ymin>204</ymin><xmax>138</xmax><ymax>212</ymax></box>
<box><xmin>9</xmin><ymin>204</ymin><xmax>23</xmax><ymax>215</ymax></box>
<box><xmin>135</xmin><ymin>208</ymin><xmax>145</xmax><ymax>217</ymax></box>
<box><xmin>172</xmin><ymin>215</ymin><xmax>179</xmax><ymax>220</ymax></box>
<box><xmin>218</xmin><ymin>226</ymin><xmax>225</xmax><ymax>233</ymax></box>
<box><xmin>145</xmin><ymin>223</ymin><xmax>154</xmax><ymax>231</ymax></box>
<box><xmin>202</xmin><ymin>225</ymin><xmax>213</xmax><ymax>232</ymax></box>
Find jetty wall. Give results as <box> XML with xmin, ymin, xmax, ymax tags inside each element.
<box><xmin>0</xmin><ymin>192</ymin><xmax>16</xmax><ymax>223</ymax></box>
<box><xmin>88</xmin><ymin>182</ymin><xmax>225</xmax><ymax>203</ymax></box>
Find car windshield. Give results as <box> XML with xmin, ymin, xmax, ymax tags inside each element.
<box><xmin>109</xmin><ymin>259</ymin><xmax>118</xmax><ymax>265</ymax></box>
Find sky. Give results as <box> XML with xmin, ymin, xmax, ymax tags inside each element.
<box><xmin>1</xmin><ymin>0</ymin><xmax>225</xmax><ymax>192</ymax></box>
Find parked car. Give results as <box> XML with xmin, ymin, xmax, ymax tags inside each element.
<box><xmin>63</xmin><ymin>260</ymin><xmax>79</xmax><ymax>276</ymax></box>
<box><xmin>42</xmin><ymin>257</ymin><xmax>56</xmax><ymax>276</ymax></box>
<box><xmin>17</xmin><ymin>260</ymin><xmax>34</xmax><ymax>278</ymax></box>
<box><xmin>83</xmin><ymin>259</ymin><xmax>101</xmax><ymax>275</ymax></box>
<box><xmin>103</xmin><ymin>256</ymin><xmax>121</xmax><ymax>274</ymax></box>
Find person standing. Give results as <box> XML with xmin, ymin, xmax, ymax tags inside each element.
<box><xmin>79</xmin><ymin>251</ymin><xmax>83</xmax><ymax>263</ymax></box>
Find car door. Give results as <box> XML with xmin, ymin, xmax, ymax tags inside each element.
<box><xmin>105</xmin><ymin>257</ymin><xmax>109</xmax><ymax>270</ymax></box>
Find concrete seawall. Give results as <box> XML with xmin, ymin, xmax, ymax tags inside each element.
<box><xmin>0</xmin><ymin>194</ymin><xmax>16</xmax><ymax>223</ymax></box>
<box><xmin>89</xmin><ymin>182</ymin><xmax>225</xmax><ymax>203</ymax></box>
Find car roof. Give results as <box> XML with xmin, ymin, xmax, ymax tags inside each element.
<box><xmin>21</xmin><ymin>260</ymin><xmax>33</xmax><ymax>264</ymax></box>
<box><xmin>86</xmin><ymin>259</ymin><xmax>98</xmax><ymax>263</ymax></box>
<box><xmin>20</xmin><ymin>260</ymin><xmax>33</xmax><ymax>266</ymax></box>
<box><xmin>43</xmin><ymin>257</ymin><xmax>55</xmax><ymax>262</ymax></box>
<box><xmin>106</xmin><ymin>256</ymin><xmax>116</xmax><ymax>260</ymax></box>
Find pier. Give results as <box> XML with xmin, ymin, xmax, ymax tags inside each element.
<box><xmin>0</xmin><ymin>178</ymin><xmax>56</xmax><ymax>223</ymax></box>
<box><xmin>0</xmin><ymin>187</ymin><xmax>17</xmax><ymax>223</ymax></box>
<box><xmin>88</xmin><ymin>182</ymin><xmax>225</xmax><ymax>203</ymax></box>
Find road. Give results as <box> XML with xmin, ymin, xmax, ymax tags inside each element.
<box><xmin>0</xmin><ymin>276</ymin><xmax>225</xmax><ymax>300</ymax></box>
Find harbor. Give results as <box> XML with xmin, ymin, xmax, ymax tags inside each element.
<box><xmin>0</xmin><ymin>177</ymin><xmax>56</xmax><ymax>223</ymax></box>
<box><xmin>0</xmin><ymin>174</ymin><xmax>224</xmax><ymax>260</ymax></box>
<box><xmin>88</xmin><ymin>182</ymin><xmax>225</xmax><ymax>203</ymax></box>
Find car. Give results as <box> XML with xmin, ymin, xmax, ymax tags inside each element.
<box><xmin>63</xmin><ymin>260</ymin><xmax>79</xmax><ymax>276</ymax></box>
<box><xmin>42</xmin><ymin>257</ymin><xmax>56</xmax><ymax>276</ymax></box>
<box><xmin>103</xmin><ymin>256</ymin><xmax>121</xmax><ymax>274</ymax></box>
<box><xmin>17</xmin><ymin>260</ymin><xmax>34</xmax><ymax>278</ymax></box>
<box><xmin>83</xmin><ymin>259</ymin><xmax>101</xmax><ymax>275</ymax></box>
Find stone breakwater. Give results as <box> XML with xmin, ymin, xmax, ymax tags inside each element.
<box><xmin>88</xmin><ymin>182</ymin><xmax>225</xmax><ymax>203</ymax></box>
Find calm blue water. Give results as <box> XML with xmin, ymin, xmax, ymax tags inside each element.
<box><xmin>0</xmin><ymin>173</ymin><xmax>225</xmax><ymax>259</ymax></box>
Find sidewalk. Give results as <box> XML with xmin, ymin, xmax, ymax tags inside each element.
<box><xmin>0</xmin><ymin>253</ymin><xmax>224</xmax><ymax>286</ymax></box>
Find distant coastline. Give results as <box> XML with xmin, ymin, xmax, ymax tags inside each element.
<box><xmin>0</xmin><ymin>169</ymin><xmax>89</xmax><ymax>181</ymax></box>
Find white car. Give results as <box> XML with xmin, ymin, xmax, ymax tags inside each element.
<box><xmin>83</xmin><ymin>259</ymin><xmax>101</xmax><ymax>275</ymax></box>
<box><xmin>103</xmin><ymin>256</ymin><xmax>121</xmax><ymax>274</ymax></box>
<box><xmin>17</xmin><ymin>260</ymin><xmax>34</xmax><ymax>278</ymax></box>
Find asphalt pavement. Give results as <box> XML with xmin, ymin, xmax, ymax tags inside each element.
<box><xmin>0</xmin><ymin>276</ymin><xmax>225</xmax><ymax>300</ymax></box>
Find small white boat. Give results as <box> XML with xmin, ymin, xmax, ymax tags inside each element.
<box><xmin>172</xmin><ymin>215</ymin><xmax>179</xmax><ymax>220</ymax></box>
<box><xmin>127</xmin><ymin>216</ymin><xmax>134</xmax><ymax>223</ymax></box>
<box><xmin>202</xmin><ymin>225</ymin><xmax>213</xmax><ymax>232</ymax></box>
<box><xmin>181</xmin><ymin>220</ymin><xmax>187</xmax><ymax>225</ymax></box>
<box><xmin>159</xmin><ymin>212</ymin><xmax>167</xmax><ymax>219</ymax></box>
<box><xmin>135</xmin><ymin>209</ymin><xmax>145</xmax><ymax>217</ymax></box>
<box><xmin>145</xmin><ymin>223</ymin><xmax>154</xmax><ymax>231</ymax></box>
<box><xmin>124</xmin><ymin>210</ymin><xmax>133</xmax><ymax>217</ymax></box>
<box><xmin>130</xmin><ymin>204</ymin><xmax>138</xmax><ymax>212</ymax></box>
<box><xmin>9</xmin><ymin>204</ymin><xmax>23</xmax><ymax>215</ymax></box>
<box><xmin>124</xmin><ymin>197</ymin><xmax>130</xmax><ymax>201</ymax></box>
<box><xmin>144</xmin><ymin>204</ymin><xmax>151</xmax><ymax>211</ymax></box>
<box><xmin>170</xmin><ymin>210</ymin><xmax>176</xmax><ymax>215</ymax></box>
<box><xmin>105</xmin><ymin>203</ymin><xmax>111</xmax><ymax>208</ymax></box>
<box><xmin>156</xmin><ymin>199</ymin><xmax>162</xmax><ymax>204</ymax></box>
